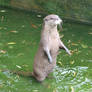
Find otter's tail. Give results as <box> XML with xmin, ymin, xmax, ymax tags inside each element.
<box><xmin>1</xmin><ymin>69</ymin><xmax>33</xmax><ymax>77</ymax></box>
<box><xmin>12</xmin><ymin>71</ymin><xmax>33</xmax><ymax>77</ymax></box>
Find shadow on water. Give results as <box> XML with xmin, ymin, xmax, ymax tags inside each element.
<box><xmin>0</xmin><ymin>7</ymin><xmax>92</xmax><ymax>92</ymax></box>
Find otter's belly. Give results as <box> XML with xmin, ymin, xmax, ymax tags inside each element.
<box><xmin>33</xmin><ymin>48</ymin><xmax>57</xmax><ymax>77</ymax></box>
<box><xmin>33</xmin><ymin>40</ymin><xmax>59</xmax><ymax>79</ymax></box>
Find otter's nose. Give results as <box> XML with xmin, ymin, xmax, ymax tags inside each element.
<box><xmin>60</xmin><ymin>19</ymin><xmax>63</xmax><ymax>24</ymax></box>
<box><xmin>57</xmin><ymin>18</ymin><xmax>62</xmax><ymax>25</ymax></box>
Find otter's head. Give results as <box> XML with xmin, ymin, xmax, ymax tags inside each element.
<box><xmin>43</xmin><ymin>14</ymin><xmax>62</xmax><ymax>28</ymax></box>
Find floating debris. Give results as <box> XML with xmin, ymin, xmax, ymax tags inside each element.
<box><xmin>89</xmin><ymin>46</ymin><xmax>92</xmax><ymax>49</ymax></box>
<box><xmin>0</xmin><ymin>84</ymin><xmax>3</xmax><ymax>88</ymax></box>
<box><xmin>70</xmin><ymin>49</ymin><xmax>77</xmax><ymax>54</ymax></box>
<box><xmin>57</xmin><ymin>61</ymin><xmax>63</xmax><ymax>66</ymax></box>
<box><xmin>87</xmin><ymin>60</ymin><xmax>92</xmax><ymax>62</ymax></box>
<box><xmin>22</xmin><ymin>40</ymin><xmax>26</xmax><ymax>44</ymax></box>
<box><xmin>21</xmin><ymin>25</ymin><xmax>25</xmax><ymax>28</ymax></box>
<box><xmin>1</xmin><ymin>16</ymin><xmax>4</xmax><ymax>22</ymax></box>
<box><xmin>8</xmin><ymin>46</ymin><xmax>14</xmax><ymax>49</ymax></box>
<box><xmin>70</xmin><ymin>60</ymin><xmax>75</xmax><ymax>65</ymax></box>
<box><xmin>37</xmin><ymin>14</ymin><xmax>42</xmax><ymax>18</ymax></box>
<box><xmin>17</xmin><ymin>53</ymin><xmax>24</xmax><ymax>57</ymax></box>
<box><xmin>71</xmin><ymin>48</ymin><xmax>81</xmax><ymax>54</ymax></box>
<box><xmin>0</xmin><ymin>27</ymin><xmax>2</xmax><ymax>30</ymax></box>
<box><xmin>72</xmin><ymin>34</ymin><xmax>75</xmax><ymax>37</ymax></box>
<box><xmin>53</xmin><ymin>88</ymin><xmax>58</xmax><ymax>92</ymax></box>
<box><xmin>68</xmin><ymin>40</ymin><xmax>71</xmax><ymax>44</ymax></box>
<box><xmin>73</xmin><ymin>71</ymin><xmax>77</xmax><ymax>77</ymax></box>
<box><xmin>16</xmin><ymin>65</ymin><xmax>22</xmax><ymax>69</ymax></box>
<box><xmin>0</xmin><ymin>10</ymin><xmax>6</xmax><ymax>13</ymax></box>
<box><xmin>0</xmin><ymin>50</ymin><xmax>6</xmax><ymax>54</ymax></box>
<box><xmin>8</xmin><ymin>42</ymin><xmax>16</xmax><ymax>45</ymax></box>
<box><xmin>71</xmin><ymin>43</ymin><xmax>78</xmax><ymax>46</ymax></box>
<box><xmin>81</xmin><ymin>44</ymin><xmax>88</xmax><ymax>48</ymax></box>
<box><xmin>47</xmin><ymin>84</ymin><xmax>51</xmax><ymax>88</ymax></box>
<box><xmin>88</xmin><ymin>32</ymin><xmax>92</xmax><ymax>35</ymax></box>
<box><xmin>32</xmin><ymin>90</ymin><xmax>39</xmax><ymax>92</ymax></box>
<box><xmin>10</xmin><ymin>30</ymin><xmax>18</xmax><ymax>33</ymax></box>
<box><xmin>31</xmin><ymin>24</ymin><xmax>37</xmax><ymax>29</ymax></box>
<box><xmin>60</xmin><ymin>34</ymin><xmax>64</xmax><ymax>38</ymax></box>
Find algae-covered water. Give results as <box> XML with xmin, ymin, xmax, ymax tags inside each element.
<box><xmin>0</xmin><ymin>8</ymin><xmax>92</xmax><ymax>92</ymax></box>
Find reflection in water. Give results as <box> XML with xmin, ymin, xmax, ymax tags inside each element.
<box><xmin>53</xmin><ymin>66</ymin><xmax>92</xmax><ymax>92</ymax></box>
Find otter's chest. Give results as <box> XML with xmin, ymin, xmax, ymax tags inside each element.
<box><xmin>49</xmin><ymin>33</ymin><xmax>60</xmax><ymax>51</ymax></box>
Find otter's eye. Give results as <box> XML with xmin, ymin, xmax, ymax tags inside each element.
<box><xmin>50</xmin><ymin>18</ymin><xmax>54</xmax><ymax>20</ymax></box>
<box><xmin>45</xmin><ymin>19</ymin><xmax>48</xmax><ymax>21</ymax></box>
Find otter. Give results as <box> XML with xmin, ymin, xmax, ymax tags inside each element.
<box><xmin>33</xmin><ymin>14</ymin><xmax>71</xmax><ymax>82</ymax></box>
<box><xmin>2</xmin><ymin>14</ymin><xmax>71</xmax><ymax>82</ymax></box>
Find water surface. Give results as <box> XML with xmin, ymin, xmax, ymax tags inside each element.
<box><xmin>0</xmin><ymin>8</ymin><xmax>92</xmax><ymax>92</ymax></box>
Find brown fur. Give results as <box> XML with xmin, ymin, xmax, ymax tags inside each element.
<box><xmin>3</xmin><ymin>15</ymin><xmax>70</xmax><ymax>82</ymax></box>
<box><xmin>33</xmin><ymin>14</ymin><xmax>71</xmax><ymax>82</ymax></box>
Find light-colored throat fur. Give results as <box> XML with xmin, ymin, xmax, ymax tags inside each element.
<box><xmin>41</xmin><ymin>24</ymin><xmax>59</xmax><ymax>39</ymax></box>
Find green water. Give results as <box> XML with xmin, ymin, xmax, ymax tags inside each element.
<box><xmin>0</xmin><ymin>8</ymin><xmax>92</xmax><ymax>92</ymax></box>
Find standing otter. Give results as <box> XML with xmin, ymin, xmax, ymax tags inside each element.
<box><xmin>2</xmin><ymin>14</ymin><xmax>71</xmax><ymax>82</ymax></box>
<box><xmin>33</xmin><ymin>14</ymin><xmax>71</xmax><ymax>82</ymax></box>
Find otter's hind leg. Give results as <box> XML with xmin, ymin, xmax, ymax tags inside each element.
<box><xmin>33</xmin><ymin>71</ymin><xmax>46</xmax><ymax>82</ymax></box>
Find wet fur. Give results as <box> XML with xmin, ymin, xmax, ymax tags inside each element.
<box><xmin>3</xmin><ymin>15</ymin><xmax>71</xmax><ymax>82</ymax></box>
<box><xmin>33</xmin><ymin>15</ymin><xmax>68</xmax><ymax>82</ymax></box>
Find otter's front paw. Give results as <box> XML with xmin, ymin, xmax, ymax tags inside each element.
<box><xmin>48</xmin><ymin>56</ymin><xmax>53</xmax><ymax>64</ymax></box>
